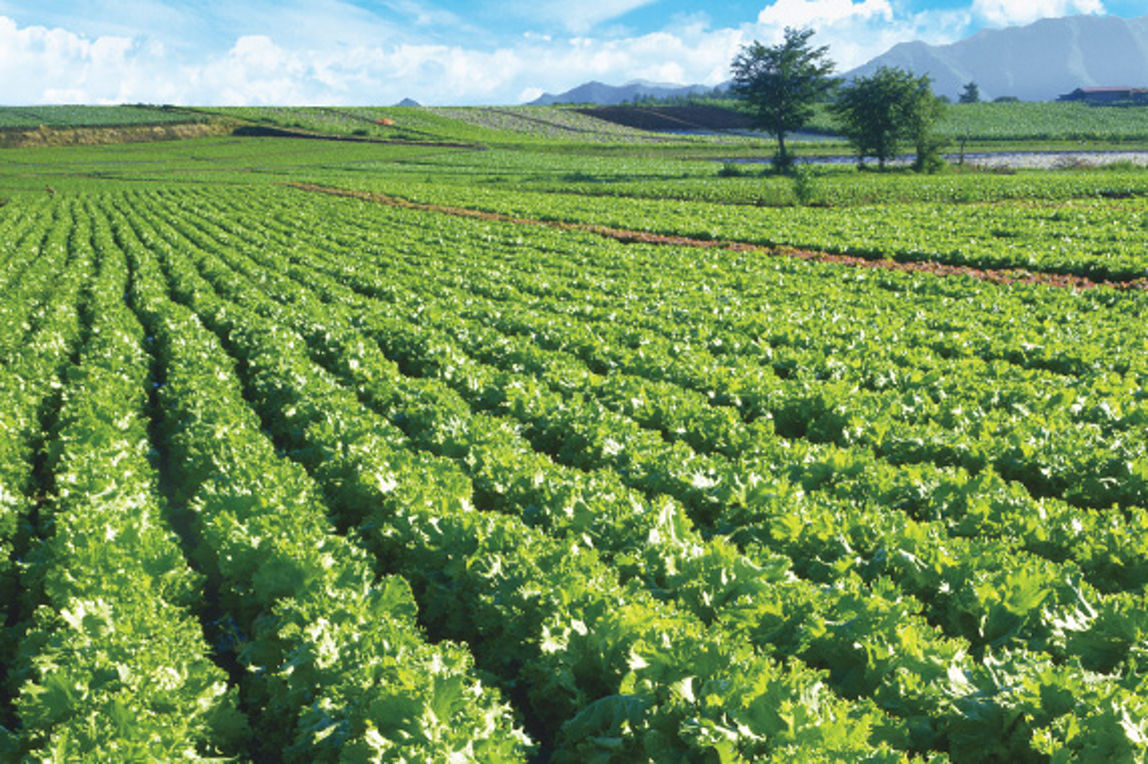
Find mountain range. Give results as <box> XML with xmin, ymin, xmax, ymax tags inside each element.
<box><xmin>851</xmin><ymin>13</ymin><xmax>1148</xmax><ymax>101</ymax></box>
<box><xmin>528</xmin><ymin>79</ymin><xmax>718</xmax><ymax>106</ymax></box>
<box><xmin>529</xmin><ymin>13</ymin><xmax>1148</xmax><ymax>105</ymax></box>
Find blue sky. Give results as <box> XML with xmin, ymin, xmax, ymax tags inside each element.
<box><xmin>0</xmin><ymin>0</ymin><xmax>1141</xmax><ymax>104</ymax></box>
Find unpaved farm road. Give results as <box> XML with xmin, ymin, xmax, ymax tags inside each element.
<box><xmin>958</xmin><ymin>150</ymin><xmax>1148</xmax><ymax>169</ymax></box>
<box><xmin>789</xmin><ymin>149</ymin><xmax>1148</xmax><ymax>169</ymax></box>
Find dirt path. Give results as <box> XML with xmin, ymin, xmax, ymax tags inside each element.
<box><xmin>0</xmin><ymin>121</ymin><xmax>234</xmax><ymax>149</ymax></box>
<box><xmin>288</xmin><ymin>182</ymin><xmax>1148</xmax><ymax>293</ymax></box>
<box><xmin>780</xmin><ymin>149</ymin><xmax>1148</xmax><ymax>169</ymax></box>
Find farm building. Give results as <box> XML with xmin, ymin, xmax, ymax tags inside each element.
<box><xmin>1058</xmin><ymin>86</ymin><xmax>1148</xmax><ymax>104</ymax></box>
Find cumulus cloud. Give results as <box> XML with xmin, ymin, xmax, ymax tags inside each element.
<box><xmin>211</xmin><ymin>0</ymin><xmax>408</xmax><ymax>50</ymax></box>
<box><xmin>758</xmin><ymin>0</ymin><xmax>894</xmax><ymax>28</ymax></box>
<box><xmin>501</xmin><ymin>0</ymin><xmax>656</xmax><ymax>35</ymax></box>
<box><xmin>0</xmin><ymin>16</ymin><xmax>152</xmax><ymax>103</ymax></box>
<box><xmin>745</xmin><ymin>0</ymin><xmax>972</xmax><ymax>71</ymax></box>
<box><xmin>971</xmin><ymin>0</ymin><xmax>1106</xmax><ymax>27</ymax></box>
<box><xmin>0</xmin><ymin>1</ymin><xmax>1110</xmax><ymax>107</ymax></box>
<box><xmin>0</xmin><ymin>13</ymin><xmax>755</xmax><ymax>105</ymax></box>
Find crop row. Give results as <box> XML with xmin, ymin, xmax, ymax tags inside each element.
<box><xmin>1</xmin><ymin>200</ymin><xmax>89</xmax><ymax>745</ymax></box>
<box><xmin>4</xmin><ymin>199</ymin><xmax>248</xmax><ymax>758</ymax></box>
<box><xmin>121</xmin><ymin>189</ymin><xmax>901</xmax><ymax>762</ymax></box>
<box><xmin>178</xmin><ymin>186</ymin><xmax>1148</xmax><ymax>512</ymax></box>
<box><xmin>334</xmin><ymin>178</ymin><xmax>1148</xmax><ymax>280</ymax></box>
<box><xmin>805</xmin><ymin>102</ymin><xmax>1148</xmax><ymax>143</ymax></box>
<box><xmin>4</xmin><ymin>187</ymin><xmax>1147</xmax><ymax>759</ymax></box>
<box><xmin>469</xmin><ymin>156</ymin><xmax>1148</xmax><ymax>207</ymax></box>
<box><xmin>159</xmin><ymin>188</ymin><xmax>1148</xmax><ymax>605</ymax></box>
<box><xmin>151</xmin><ymin>186</ymin><xmax>1015</xmax><ymax>755</ymax></box>
<box><xmin>191</xmin><ymin>188</ymin><xmax>1148</xmax><ymax>623</ymax></box>
<box><xmin>115</xmin><ymin>187</ymin><xmax>1148</xmax><ymax>759</ymax></box>
<box><xmin>0</xmin><ymin>193</ymin><xmax>533</xmax><ymax>760</ymax></box>
<box><xmin>429</xmin><ymin>107</ymin><xmax>668</xmax><ymax>144</ymax></box>
<box><xmin>0</xmin><ymin>198</ymin><xmax>91</xmax><ymax>613</ymax></box>
<box><xmin>165</xmin><ymin>184</ymin><xmax>1147</xmax><ymax>380</ymax></box>
<box><xmin>351</xmin><ymin>220</ymin><xmax>1141</xmax><ymax>509</ymax></box>
<box><xmin>111</xmin><ymin>196</ymin><xmax>531</xmax><ymax>760</ymax></box>
<box><xmin>0</xmin><ymin>106</ymin><xmax>196</xmax><ymax>130</ymax></box>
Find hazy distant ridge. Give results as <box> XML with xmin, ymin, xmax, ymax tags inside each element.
<box><xmin>845</xmin><ymin>14</ymin><xmax>1148</xmax><ymax>101</ymax></box>
<box><xmin>528</xmin><ymin>14</ymin><xmax>1148</xmax><ymax>106</ymax></box>
<box><xmin>528</xmin><ymin>80</ymin><xmax>715</xmax><ymax>106</ymax></box>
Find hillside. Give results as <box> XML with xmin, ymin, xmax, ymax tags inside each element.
<box><xmin>529</xmin><ymin>79</ymin><xmax>717</xmax><ymax>106</ymax></box>
<box><xmin>846</xmin><ymin>14</ymin><xmax>1148</xmax><ymax>101</ymax></box>
<box><xmin>572</xmin><ymin>105</ymin><xmax>750</xmax><ymax>132</ymax></box>
<box><xmin>528</xmin><ymin>14</ymin><xmax>1148</xmax><ymax>107</ymax></box>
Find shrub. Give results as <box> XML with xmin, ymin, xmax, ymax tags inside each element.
<box><xmin>791</xmin><ymin>165</ymin><xmax>820</xmax><ymax>205</ymax></box>
<box><xmin>718</xmin><ymin>162</ymin><xmax>749</xmax><ymax>177</ymax></box>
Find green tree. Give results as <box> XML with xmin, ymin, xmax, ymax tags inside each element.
<box><xmin>831</xmin><ymin>66</ymin><xmax>944</xmax><ymax>171</ymax></box>
<box><xmin>959</xmin><ymin>81</ymin><xmax>980</xmax><ymax>103</ymax></box>
<box><xmin>730</xmin><ymin>28</ymin><xmax>838</xmax><ymax>172</ymax></box>
<box><xmin>906</xmin><ymin>75</ymin><xmax>947</xmax><ymax>172</ymax></box>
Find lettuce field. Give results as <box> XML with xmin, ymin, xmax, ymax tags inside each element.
<box><xmin>1</xmin><ymin>123</ymin><xmax>1147</xmax><ymax>762</ymax></box>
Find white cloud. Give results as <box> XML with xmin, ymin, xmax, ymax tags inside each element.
<box><xmin>0</xmin><ymin>16</ymin><xmax>147</xmax><ymax>103</ymax></box>
<box><xmin>41</xmin><ymin>87</ymin><xmax>88</xmax><ymax>102</ymax></box>
<box><xmin>758</xmin><ymin>0</ymin><xmax>894</xmax><ymax>28</ymax></box>
<box><xmin>377</xmin><ymin>0</ymin><xmax>464</xmax><ymax>29</ymax></box>
<box><xmin>971</xmin><ymin>0</ymin><xmax>1105</xmax><ymax>27</ymax></box>
<box><xmin>503</xmin><ymin>0</ymin><xmax>656</xmax><ymax>35</ymax></box>
<box><xmin>230</xmin><ymin>35</ymin><xmax>286</xmax><ymax>71</ymax></box>
<box><xmin>0</xmin><ymin>4</ymin><xmax>994</xmax><ymax>107</ymax></box>
<box><xmin>743</xmin><ymin>2</ymin><xmax>977</xmax><ymax>71</ymax></box>
<box><xmin>0</xmin><ymin>0</ymin><xmax>199</xmax><ymax>42</ymax></box>
<box><xmin>211</xmin><ymin>0</ymin><xmax>407</xmax><ymax>49</ymax></box>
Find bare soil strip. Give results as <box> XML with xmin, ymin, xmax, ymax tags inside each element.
<box><xmin>288</xmin><ymin>182</ymin><xmax>1148</xmax><ymax>292</ymax></box>
<box><xmin>0</xmin><ymin>121</ymin><xmax>234</xmax><ymax>149</ymax></box>
<box><xmin>232</xmin><ymin>124</ymin><xmax>475</xmax><ymax>148</ymax></box>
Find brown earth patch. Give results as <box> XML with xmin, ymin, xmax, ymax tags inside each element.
<box><xmin>574</xmin><ymin>105</ymin><xmax>754</xmax><ymax>132</ymax></box>
<box><xmin>231</xmin><ymin>124</ymin><xmax>474</xmax><ymax>148</ymax></box>
<box><xmin>0</xmin><ymin>121</ymin><xmax>236</xmax><ymax>149</ymax></box>
<box><xmin>287</xmin><ymin>182</ymin><xmax>1148</xmax><ymax>292</ymax></box>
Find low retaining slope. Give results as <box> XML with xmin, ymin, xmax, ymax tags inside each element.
<box><xmin>0</xmin><ymin>121</ymin><xmax>234</xmax><ymax>148</ymax></box>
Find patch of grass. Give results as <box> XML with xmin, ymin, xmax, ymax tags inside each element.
<box><xmin>717</xmin><ymin>162</ymin><xmax>750</xmax><ymax>177</ymax></box>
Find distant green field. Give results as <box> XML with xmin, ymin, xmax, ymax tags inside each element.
<box><xmin>935</xmin><ymin>102</ymin><xmax>1148</xmax><ymax>142</ymax></box>
<box><xmin>3</xmin><ymin>132</ymin><xmax>1147</xmax><ymax>208</ymax></box>
<box><xmin>9</xmin><ymin>101</ymin><xmax>1148</xmax><ymax>147</ymax></box>
<box><xmin>196</xmin><ymin>104</ymin><xmax>772</xmax><ymax>147</ymax></box>
<box><xmin>807</xmin><ymin>101</ymin><xmax>1148</xmax><ymax>143</ymax></box>
<box><xmin>0</xmin><ymin>105</ymin><xmax>200</xmax><ymax>129</ymax></box>
<box><xmin>225</xmin><ymin>101</ymin><xmax>1148</xmax><ymax>151</ymax></box>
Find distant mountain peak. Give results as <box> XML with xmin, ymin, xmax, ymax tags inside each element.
<box><xmin>528</xmin><ymin>79</ymin><xmax>717</xmax><ymax>106</ymax></box>
<box><xmin>527</xmin><ymin>14</ymin><xmax>1147</xmax><ymax>106</ymax></box>
<box><xmin>845</xmin><ymin>13</ymin><xmax>1148</xmax><ymax>101</ymax></box>
<box><xmin>623</xmin><ymin>78</ymin><xmax>685</xmax><ymax>88</ymax></box>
